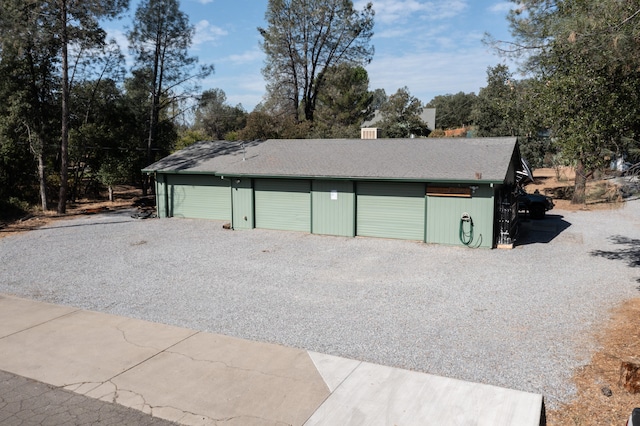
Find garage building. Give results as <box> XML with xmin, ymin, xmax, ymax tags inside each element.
<box><xmin>143</xmin><ymin>137</ymin><xmax>522</xmax><ymax>248</ymax></box>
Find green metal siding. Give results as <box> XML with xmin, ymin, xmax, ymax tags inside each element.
<box><xmin>166</xmin><ymin>174</ymin><xmax>231</xmax><ymax>220</ymax></box>
<box><xmin>426</xmin><ymin>185</ymin><xmax>495</xmax><ymax>248</ymax></box>
<box><xmin>232</xmin><ymin>178</ymin><xmax>254</xmax><ymax>229</ymax></box>
<box><xmin>311</xmin><ymin>180</ymin><xmax>355</xmax><ymax>237</ymax></box>
<box><xmin>254</xmin><ymin>179</ymin><xmax>310</xmax><ymax>232</ymax></box>
<box><xmin>356</xmin><ymin>182</ymin><xmax>426</xmax><ymax>241</ymax></box>
<box><xmin>155</xmin><ymin>175</ymin><xmax>168</xmax><ymax>218</ymax></box>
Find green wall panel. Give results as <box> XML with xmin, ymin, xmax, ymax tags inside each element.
<box><xmin>356</xmin><ymin>182</ymin><xmax>426</xmax><ymax>241</ymax></box>
<box><xmin>311</xmin><ymin>180</ymin><xmax>355</xmax><ymax>237</ymax></box>
<box><xmin>166</xmin><ymin>174</ymin><xmax>231</xmax><ymax>220</ymax></box>
<box><xmin>232</xmin><ymin>178</ymin><xmax>254</xmax><ymax>229</ymax></box>
<box><xmin>426</xmin><ymin>185</ymin><xmax>495</xmax><ymax>248</ymax></box>
<box><xmin>155</xmin><ymin>176</ymin><xmax>168</xmax><ymax>218</ymax></box>
<box><xmin>254</xmin><ymin>179</ymin><xmax>310</xmax><ymax>232</ymax></box>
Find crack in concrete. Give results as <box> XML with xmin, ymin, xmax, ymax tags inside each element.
<box><xmin>114</xmin><ymin>321</ymin><xmax>175</xmax><ymax>351</ymax></box>
<box><xmin>163</xmin><ymin>349</ymin><xmax>312</xmax><ymax>383</ymax></box>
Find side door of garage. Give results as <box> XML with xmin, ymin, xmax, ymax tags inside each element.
<box><xmin>166</xmin><ymin>174</ymin><xmax>231</xmax><ymax>220</ymax></box>
<box><xmin>254</xmin><ymin>179</ymin><xmax>311</xmax><ymax>232</ymax></box>
<box><xmin>356</xmin><ymin>181</ymin><xmax>425</xmax><ymax>241</ymax></box>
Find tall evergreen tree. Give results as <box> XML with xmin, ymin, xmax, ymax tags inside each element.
<box><xmin>313</xmin><ymin>64</ymin><xmax>374</xmax><ymax>138</ymax></box>
<box><xmin>1</xmin><ymin>0</ymin><xmax>126</xmax><ymax>212</ymax></box>
<box><xmin>470</xmin><ymin>65</ymin><xmax>519</xmax><ymax>137</ymax></box>
<box><xmin>129</xmin><ymin>0</ymin><xmax>213</xmax><ymax>194</ymax></box>
<box><xmin>259</xmin><ymin>0</ymin><xmax>374</xmax><ymax>123</ymax></box>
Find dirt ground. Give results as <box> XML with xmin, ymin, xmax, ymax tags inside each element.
<box><xmin>1</xmin><ymin>172</ymin><xmax>639</xmax><ymax>425</ymax></box>
<box><xmin>0</xmin><ymin>185</ymin><xmax>149</xmax><ymax>239</ymax></box>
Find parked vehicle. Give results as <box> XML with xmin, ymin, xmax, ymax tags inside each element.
<box><xmin>517</xmin><ymin>187</ymin><xmax>554</xmax><ymax>219</ymax></box>
<box><xmin>627</xmin><ymin>407</ymin><xmax>640</xmax><ymax>426</ymax></box>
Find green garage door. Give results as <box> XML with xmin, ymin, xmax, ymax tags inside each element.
<box><xmin>166</xmin><ymin>174</ymin><xmax>231</xmax><ymax>220</ymax></box>
<box><xmin>356</xmin><ymin>181</ymin><xmax>426</xmax><ymax>240</ymax></box>
<box><xmin>254</xmin><ymin>179</ymin><xmax>310</xmax><ymax>232</ymax></box>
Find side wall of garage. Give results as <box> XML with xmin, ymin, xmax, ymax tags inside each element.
<box><xmin>425</xmin><ymin>185</ymin><xmax>495</xmax><ymax>248</ymax></box>
<box><xmin>155</xmin><ymin>175</ymin><xmax>168</xmax><ymax>218</ymax></box>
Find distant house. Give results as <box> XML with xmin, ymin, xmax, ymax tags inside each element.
<box><xmin>361</xmin><ymin>108</ymin><xmax>436</xmax><ymax>138</ymax></box>
<box><xmin>362</xmin><ymin>108</ymin><xmax>436</xmax><ymax>130</ymax></box>
<box><xmin>143</xmin><ymin>137</ymin><xmax>522</xmax><ymax>248</ymax></box>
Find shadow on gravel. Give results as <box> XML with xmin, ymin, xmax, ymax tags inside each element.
<box><xmin>591</xmin><ymin>236</ymin><xmax>640</xmax><ymax>284</ymax></box>
<box><xmin>28</xmin><ymin>220</ymin><xmax>134</xmax><ymax>232</ymax></box>
<box><xmin>516</xmin><ymin>214</ymin><xmax>572</xmax><ymax>245</ymax></box>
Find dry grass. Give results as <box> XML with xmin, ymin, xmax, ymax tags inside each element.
<box><xmin>547</xmin><ymin>299</ymin><xmax>640</xmax><ymax>425</ymax></box>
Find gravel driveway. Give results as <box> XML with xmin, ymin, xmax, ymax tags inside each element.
<box><xmin>1</xmin><ymin>200</ymin><xmax>639</xmax><ymax>408</ymax></box>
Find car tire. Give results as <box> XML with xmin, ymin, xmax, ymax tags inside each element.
<box><xmin>530</xmin><ymin>204</ymin><xmax>545</xmax><ymax>220</ymax></box>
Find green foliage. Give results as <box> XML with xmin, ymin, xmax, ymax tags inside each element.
<box><xmin>194</xmin><ymin>89</ymin><xmax>247</xmax><ymax>140</ymax></box>
<box><xmin>175</xmin><ymin>129</ymin><xmax>208</xmax><ymax>151</ymax></box>
<box><xmin>224</xmin><ymin>131</ymin><xmax>239</xmax><ymax>142</ymax></box>
<box><xmin>470</xmin><ymin>65</ymin><xmax>519</xmax><ymax>137</ymax></box>
<box><xmin>498</xmin><ymin>0</ymin><xmax>640</xmax><ymax>203</ymax></box>
<box><xmin>260</xmin><ymin>0</ymin><xmax>374</xmax><ymax>122</ymax></box>
<box><xmin>238</xmin><ymin>111</ymin><xmax>312</xmax><ymax>140</ymax></box>
<box><xmin>96</xmin><ymin>157</ymin><xmax>131</xmax><ymax>186</ymax></box>
<box><xmin>426</xmin><ymin>92</ymin><xmax>477</xmax><ymax>129</ymax></box>
<box><xmin>313</xmin><ymin>65</ymin><xmax>375</xmax><ymax>138</ymax></box>
<box><xmin>377</xmin><ymin>87</ymin><xmax>428</xmax><ymax>138</ymax></box>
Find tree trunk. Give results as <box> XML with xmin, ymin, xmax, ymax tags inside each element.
<box><xmin>143</xmin><ymin>27</ymin><xmax>163</xmax><ymax>196</ymax></box>
<box><xmin>571</xmin><ymin>158</ymin><xmax>587</xmax><ymax>205</ymax></box>
<box><xmin>108</xmin><ymin>185</ymin><xmax>114</xmax><ymax>202</ymax></box>
<box><xmin>38</xmin><ymin>151</ymin><xmax>48</xmax><ymax>211</ymax></box>
<box><xmin>57</xmin><ymin>0</ymin><xmax>69</xmax><ymax>214</ymax></box>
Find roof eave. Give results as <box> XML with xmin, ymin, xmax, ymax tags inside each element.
<box><xmin>213</xmin><ymin>172</ymin><xmax>503</xmax><ymax>184</ymax></box>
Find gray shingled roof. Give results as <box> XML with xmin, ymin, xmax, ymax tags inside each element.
<box><xmin>143</xmin><ymin>137</ymin><xmax>518</xmax><ymax>183</ymax></box>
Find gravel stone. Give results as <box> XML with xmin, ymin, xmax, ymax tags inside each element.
<box><xmin>1</xmin><ymin>201</ymin><xmax>639</xmax><ymax>408</ymax></box>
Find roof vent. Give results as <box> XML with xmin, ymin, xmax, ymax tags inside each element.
<box><xmin>361</xmin><ymin>128</ymin><xmax>379</xmax><ymax>139</ymax></box>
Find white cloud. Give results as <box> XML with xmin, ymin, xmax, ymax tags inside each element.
<box><xmin>199</xmin><ymin>69</ymin><xmax>266</xmax><ymax>111</ymax></box>
<box><xmin>105</xmin><ymin>28</ymin><xmax>133</xmax><ymax>67</ymax></box>
<box><xmin>376</xmin><ymin>28</ymin><xmax>413</xmax><ymax>39</ymax></box>
<box><xmin>224</xmin><ymin>48</ymin><xmax>264</xmax><ymax>65</ymax></box>
<box><xmin>366</xmin><ymin>48</ymin><xmax>509</xmax><ymax>102</ymax></box>
<box><xmin>489</xmin><ymin>2</ymin><xmax>515</xmax><ymax>13</ymax></box>
<box><xmin>193</xmin><ymin>20</ymin><xmax>228</xmax><ymax>48</ymax></box>
<box><xmin>356</xmin><ymin>0</ymin><xmax>468</xmax><ymax>25</ymax></box>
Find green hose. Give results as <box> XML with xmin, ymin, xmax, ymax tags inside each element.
<box><xmin>459</xmin><ymin>215</ymin><xmax>474</xmax><ymax>246</ymax></box>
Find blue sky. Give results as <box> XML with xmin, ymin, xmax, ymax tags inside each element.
<box><xmin>106</xmin><ymin>0</ymin><xmax>518</xmax><ymax>111</ymax></box>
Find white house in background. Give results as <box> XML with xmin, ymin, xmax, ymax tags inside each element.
<box><xmin>361</xmin><ymin>108</ymin><xmax>436</xmax><ymax>139</ymax></box>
